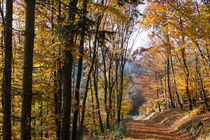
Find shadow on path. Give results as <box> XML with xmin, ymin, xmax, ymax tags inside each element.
<box><xmin>124</xmin><ymin>120</ymin><xmax>194</xmax><ymax>140</ymax></box>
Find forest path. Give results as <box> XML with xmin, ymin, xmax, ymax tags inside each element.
<box><xmin>124</xmin><ymin>119</ymin><xmax>194</xmax><ymax>140</ymax></box>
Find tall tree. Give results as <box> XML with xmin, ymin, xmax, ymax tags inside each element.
<box><xmin>61</xmin><ymin>0</ymin><xmax>78</xmax><ymax>139</ymax></box>
<box><xmin>2</xmin><ymin>0</ymin><xmax>13</xmax><ymax>139</ymax></box>
<box><xmin>180</xmin><ymin>18</ymin><xmax>192</xmax><ymax>110</ymax></box>
<box><xmin>54</xmin><ymin>1</ymin><xmax>62</xmax><ymax>139</ymax></box>
<box><xmin>93</xmin><ymin>59</ymin><xmax>104</xmax><ymax>133</ymax></box>
<box><xmin>166</xmin><ymin>41</ymin><xmax>175</xmax><ymax>108</ymax></box>
<box><xmin>21</xmin><ymin>0</ymin><xmax>36</xmax><ymax>139</ymax></box>
<box><xmin>71</xmin><ymin>0</ymin><xmax>87</xmax><ymax>139</ymax></box>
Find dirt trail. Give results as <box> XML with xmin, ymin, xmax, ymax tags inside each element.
<box><xmin>124</xmin><ymin>120</ymin><xmax>194</xmax><ymax>140</ymax></box>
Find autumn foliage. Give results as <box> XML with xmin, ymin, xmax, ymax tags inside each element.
<box><xmin>134</xmin><ymin>0</ymin><xmax>209</xmax><ymax>113</ymax></box>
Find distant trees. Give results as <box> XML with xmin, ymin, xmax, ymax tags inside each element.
<box><xmin>135</xmin><ymin>0</ymin><xmax>209</xmax><ymax>113</ymax></box>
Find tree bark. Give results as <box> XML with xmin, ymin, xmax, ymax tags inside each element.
<box><xmin>170</xmin><ymin>51</ymin><xmax>183</xmax><ymax>109</ymax></box>
<box><xmin>195</xmin><ymin>56</ymin><xmax>208</xmax><ymax>107</ymax></box>
<box><xmin>108</xmin><ymin>58</ymin><xmax>113</xmax><ymax>124</ymax></box>
<box><xmin>114</xmin><ymin>56</ymin><xmax>119</xmax><ymax>119</ymax></box>
<box><xmin>164</xmin><ymin>65</ymin><xmax>168</xmax><ymax>109</ymax></box>
<box><xmin>117</xmin><ymin>61</ymin><xmax>124</xmax><ymax>125</ymax></box>
<box><xmin>90</xmin><ymin>79</ymin><xmax>96</xmax><ymax>136</ymax></box>
<box><xmin>71</xmin><ymin>0</ymin><xmax>87</xmax><ymax>139</ymax></box>
<box><xmin>61</xmin><ymin>0</ymin><xmax>78</xmax><ymax>139</ymax></box>
<box><xmin>3</xmin><ymin>0</ymin><xmax>13</xmax><ymax>139</ymax></box>
<box><xmin>93</xmin><ymin>57</ymin><xmax>104</xmax><ymax>133</ymax></box>
<box><xmin>181</xmin><ymin>48</ymin><xmax>192</xmax><ymax>110</ymax></box>
<box><xmin>117</xmin><ymin>39</ymin><xmax>125</xmax><ymax>125</ymax></box>
<box><xmin>79</xmin><ymin>14</ymin><xmax>104</xmax><ymax>135</ymax></box>
<box><xmin>155</xmin><ymin>72</ymin><xmax>161</xmax><ymax>112</ymax></box>
<box><xmin>101</xmin><ymin>46</ymin><xmax>109</xmax><ymax>128</ymax></box>
<box><xmin>21</xmin><ymin>0</ymin><xmax>36</xmax><ymax>139</ymax></box>
<box><xmin>167</xmin><ymin>46</ymin><xmax>175</xmax><ymax>108</ymax></box>
<box><xmin>180</xmin><ymin>18</ymin><xmax>192</xmax><ymax>110</ymax></box>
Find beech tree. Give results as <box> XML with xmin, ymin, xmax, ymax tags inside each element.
<box><xmin>21</xmin><ymin>0</ymin><xmax>36</xmax><ymax>139</ymax></box>
<box><xmin>2</xmin><ymin>0</ymin><xmax>13</xmax><ymax>139</ymax></box>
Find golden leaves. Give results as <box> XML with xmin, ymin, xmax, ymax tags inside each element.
<box><xmin>88</xmin><ymin>1</ymin><xmax>129</xmax><ymax>23</ymax></box>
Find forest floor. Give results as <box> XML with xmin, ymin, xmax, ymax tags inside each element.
<box><xmin>123</xmin><ymin>107</ymin><xmax>210</xmax><ymax>140</ymax></box>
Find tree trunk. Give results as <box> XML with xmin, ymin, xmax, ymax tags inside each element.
<box><xmin>62</xmin><ymin>50</ymin><xmax>73</xmax><ymax>140</ymax></box>
<box><xmin>90</xmin><ymin>79</ymin><xmax>96</xmax><ymax>136</ymax></box>
<box><xmin>155</xmin><ymin>72</ymin><xmax>161</xmax><ymax>112</ymax></box>
<box><xmin>164</xmin><ymin>65</ymin><xmax>168</xmax><ymax>109</ymax></box>
<box><xmin>71</xmin><ymin>0</ymin><xmax>87</xmax><ymax>139</ymax></box>
<box><xmin>181</xmin><ymin>48</ymin><xmax>192</xmax><ymax>110</ymax></box>
<box><xmin>101</xmin><ymin>47</ymin><xmax>109</xmax><ymax>128</ymax></box>
<box><xmin>21</xmin><ymin>0</ymin><xmax>36</xmax><ymax>139</ymax></box>
<box><xmin>114</xmin><ymin>57</ymin><xmax>119</xmax><ymax>119</ymax></box>
<box><xmin>79</xmin><ymin>14</ymin><xmax>103</xmax><ymax>135</ymax></box>
<box><xmin>40</xmin><ymin>106</ymin><xmax>43</xmax><ymax>140</ymax></box>
<box><xmin>180</xmin><ymin>18</ymin><xmax>192</xmax><ymax>110</ymax></box>
<box><xmin>51</xmin><ymin>1</ymin><xmax>61</xmax><ymax>139</ymax></box>
<box><xmin>169</xmin><ymin>46</ymin><xmax>183</xmax><ymax>109</ymax></box>
<box><xmin>195</xmin><ymin>56</ymin><xmax>208</xmax><ymax>107</ymax></box>
<box><xmin>93</xmin><ymin>59</ymin><xmax>104</xmax><ymax>133</ymax></box>
<box><xmin>3</xmin><ymin>0</ymin><xmax>13</xmax><ymax>139</ymax></box>
<box><xmin>61</xmin><ymin>0</ymin><xmax>78</xmax><ymax>139</ymax></box>
<box><xmin>117</xmin><ymin>63</ymin><xmax>124</xmax><ymax>125</ymax></box>
<box><xmin>167</xmin><ymin>46</ymin><xmax>175</xmax><ymax>108</ymax></box>
<box><xmin>117</xmin><ymin>45</ymin><xmax>125</xmax><ymax>125</ymax></box>
<box><xmin>108</xmin><ymin>58</ymin><xmax>113</xmax><ymax>124</ymax></box>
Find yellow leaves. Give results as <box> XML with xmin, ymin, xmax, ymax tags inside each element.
<box><xmin>143</xmin><ymin>13</ymin><xmax>155</xmax><ymax>29</ymax></box>
<box><xmin>88</xmin><ymin>1</ymin><xmax>129</xmax><ymax>23</ymax></box>
<box><xmin>121</xmin><ymin>94</ymin><xmax>132</xmax><ymax>116</ymax></box>
<box><xmin>151</xmin><ymin>83</ymin><xmax>161</xmax><ymax>91</ymax></box>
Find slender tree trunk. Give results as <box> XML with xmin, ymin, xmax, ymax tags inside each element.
<box><xmin>21</xmin><ymin>0</ymin><xmax>36</xmax><ymax>139</ymax></box>
<box><xmin>195</xmin><ymin>56</ymin><xmax>208</xmax><ymax>107</ymax></box>
<box><xmin>114</xmin><ymin>57</ymin><xmax>119</xmax><ymax>119</ymax></box>
<box><xmin>180</xmin><ymin>18</ymin><xmax>192</xmax><ymax>110</ymax></box>
<box><xmin>55</xmin><ymin>41</ymin><xmax>62</xmax><ymax>139</ymax></box>
<box><xmin>117</xmin><ymin>64</ymin><xmax>124</xmax><ymax>125</ymax></box>
<box><xmin>54</xmin><ymin>90</ymin><xmax>61</xmax><ymax>140</ymax></box>
<box><xmin>155</xmin><ymin>72</ymin><xmax>161</xmax><ymax>112</ymax></box>
<box><xmin>101</xmin><ymin>47</ymin><xmax>109</xmax><ymax>128</ymax></box>
<box><xmin>61</xmin><ymin>1</ymin><xmax>78</xmax><ymax>139</ymax></box>
<box><xmin>40</xmin><ymin>106</ymin><xmax>43</xmax><ymax>140</ymax></box>
<box><xmin>164</xmin><ymin>65</ymin><xmax>168</xmax><ymax>109</ymax></box>
<box><xmin>158</xmin><ymin>73</ymin><xmax>165</xmax><ymax>109</ymax></box>
<box><xmin>117</xmin><ymin>44</ymin><xmax>125</xmax><ymax>125</ymax></box>
<box><xmin>71</xmin><ymin>1</ymin><xmax>87</xmax><ymax>139</ymax></box>
<box><xmin>167</xmin><ymin>46</ymin><xmax>175</xmax><ymax>108</ymax></box>
<box><xmin>90</xmin><ymin>79</ymin><xmax>96</xmax><ymax>136</ymax></box>
<box><xmin>169</xmin><ymin>47</ymin><xmax>183</xmax><ymax>109</ymax></box>
<box><xmin>93</xmin><ymin>58</ymin><xmax>104</xmax><ymax>133</ymax></box>
<box><xmin>108</xmin><ymin>58</ymin><xmax>113</xmax><ymax>124</ymax></box>
<box><xmin>51</xmin><ymin>1</ymin><xmax>61</xmax><ymax>139</ymax></box>
<box><xmin>181</xmin><ymin>48</ymin><xmax>192</xmax><ymax>110</ymax></box>
<box><xmin>197</xmin><ymin>70</ymin><xmax>208</xmax><ymax>107</ymax></box>
<box><xmin>79</xmin><ymin>14</ymin><xmax>103</xmax><ymax>135</ymax></box>
<box><xmin>2</xmin><ymin>0</ymin><xmax>13</xmax><ymax>139</ymax></box>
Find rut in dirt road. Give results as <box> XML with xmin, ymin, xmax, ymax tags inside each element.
<box><xmin>125</xmin><ymin>120</ymin><xmax>194</xmax><ymax>140</ymax></box>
